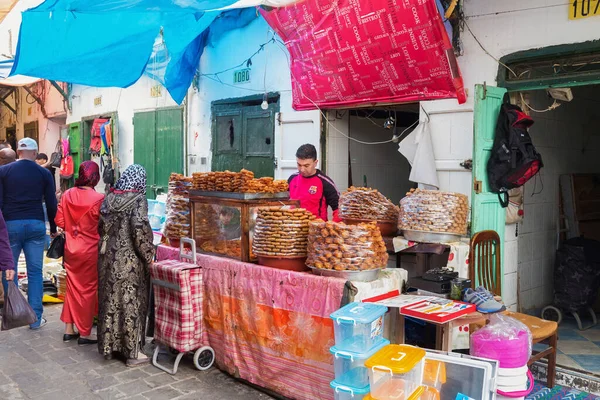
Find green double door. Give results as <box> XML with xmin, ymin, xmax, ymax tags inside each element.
<box><xmin>211</xmin><ymin>102</ymin><xmax>277</xmax><ymax>178</ymax></box>
<box><xmin>134</xmin><ymin>108</ymin><xmax>184</xmax><ymax>199</ymax></box>
<box><xmin>472</xmin><ymin>84</ymin><xmax>507</xmax><ymax>294</ymax></box>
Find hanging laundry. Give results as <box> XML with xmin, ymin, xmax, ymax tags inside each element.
<box><xmin>90</xmin><ymin>118</ymin><xmax>108</xmax><ymax>156</ymax></box>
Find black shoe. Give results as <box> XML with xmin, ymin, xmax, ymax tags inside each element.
<box><xmin>78</xmin><ymin>337</ymin><xmax>98</xmax><ymax>345</ymax></box>
<box><xmin>63</xmin><ymin>333</ymin><xmax>80</xmax><ymax>342</ymax></box>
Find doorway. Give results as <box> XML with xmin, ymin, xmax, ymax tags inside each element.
<box><xmin>134</xmin><ymin>107</ymin><xmax>184</xmax><ymax>199</ymax></box>
<box><xmin>6</xmin><ymin>126</ymin><xmax>16</xmax><ymax>150</ymax></box>
<box><xmin>211</xmin><ymin>94</ymin><xmax>279</xmax><ymax>178</ymax></box>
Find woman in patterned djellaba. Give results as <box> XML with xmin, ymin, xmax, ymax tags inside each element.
<box><xmin>97</xmin><ymin>164</ymin><xmax>155</xmax><ymax>366</ymax></box>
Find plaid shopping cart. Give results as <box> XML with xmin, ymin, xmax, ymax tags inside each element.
<box><xmin>150</xmin><ymin>238</ymin><xmax>214</xmax><ymax>374</ymax></box>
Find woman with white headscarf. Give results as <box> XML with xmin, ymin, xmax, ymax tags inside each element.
<box><xmin>97</xmin><ymin>164</ymin><xmax>154</xmax><ymax>366</ymax></box>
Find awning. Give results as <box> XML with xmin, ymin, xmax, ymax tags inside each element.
<box><xmin>261</xmin><ymin>0</ymin><xmax>466</xmax><ymax>110</ymax></box>
<box><xmin>10</xmin><ymin>0</ymin><xmax>299</xmax><ymax>103</ymax></box>
<box><xmin>0</xmin><ymin>59</ymin><xmax>40</xmax><ymax>86</ymax></box>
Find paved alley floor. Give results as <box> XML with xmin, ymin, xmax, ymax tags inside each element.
<box><xmin>0</xmin><ymin>304</ymin><xmax>274</xmax><ymax>400</ymax></box>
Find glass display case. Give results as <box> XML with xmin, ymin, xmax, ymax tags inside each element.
<box><xmin>189</xmin><ymin>191</ymin><xmax>299</xmax><ymax>262</ymax></box>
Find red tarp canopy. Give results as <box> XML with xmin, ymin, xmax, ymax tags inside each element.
<box><xmin>261</xmin><ymin>0</ymin><xmax>467</xmax><ymax>110</ymax></box>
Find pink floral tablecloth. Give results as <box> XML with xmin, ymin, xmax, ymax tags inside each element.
<box><xmin>156</xmin><ymin>245</ymin><xmax>345</xmax><ymax>400</ymax></box>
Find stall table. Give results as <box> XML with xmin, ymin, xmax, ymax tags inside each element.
<box><xmin>156</xmin><ymin>245</ymin><xmax>406</xmax><ymax>400</ymax></box>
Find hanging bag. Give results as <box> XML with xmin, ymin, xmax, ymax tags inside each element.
<box><xmin>487</xmin><ymin>94</ymin><xmax>543</xmax><ymax>208</ymax></box>
<box><xmin>49</xmin><ymin>140</ymin><xmax>62</xmax><ymax>168</ymax></box>
<box><xmin>59</xmin><ymin>137</ymin><xmax>74</xmax><ymax>180</ymax></box>
<box><xmin>1</xmin><ymin>281</ymin><xmax>38</xmax><ymax>330</ymax></box>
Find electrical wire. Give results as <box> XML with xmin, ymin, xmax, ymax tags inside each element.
<box><xmin>464</xmin><ymin>3</ymin><xmax>570</xmax><ymax>19</ymax></box>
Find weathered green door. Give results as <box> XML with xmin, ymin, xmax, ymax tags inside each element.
<box><xmin>156</xmin><ymin>108</ymin><xmax>184</xmax><ymax>193</ymax></box>
<box><xmin>244</xmin><ymin>106</ymin><xmax>275</xmax><ymax>178</ymax></box>
<box><xmin>69</xmin><ymin>122</ymin><xmax>81</xmax><ymax>174</ymax></box>
<box><xmin>472</xmin><ymin>84</ymin><xmax>507</xmax><ymax>294</ymax></box>
<box><xmin>212</xmin><ymin>109</ymin><xmax>244</xmax><ymax>173</ymax></box>
<box><xmin>134</xmin><ymin>108</ymin><xmax>183</xmax><ymax>199</ymax></box>
<box><xmin>133</xmin><ymin>111</ymin><xmax>156</xmax><ymax>198</ymax></box>
<box><xmin>211</xmin><ymin>99</ymin><xmax>277</xmax><ymax>177</ymax></box>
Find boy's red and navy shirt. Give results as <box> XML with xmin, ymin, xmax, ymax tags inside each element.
<box><xmin>287</xmin><ymin>170</ymin><xmax>340</xmax><ymax>221</ymax></box>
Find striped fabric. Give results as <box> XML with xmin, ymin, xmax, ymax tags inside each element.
<box><xmin>150</xmin><ymin>259</ymin><xmax>206</xmax><ymax>352</ymax></box>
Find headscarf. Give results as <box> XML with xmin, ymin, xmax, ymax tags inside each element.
<box><xmin>114</xmin><ymin>164</ymin><xmax>147</xmax><ymax>194</ymax></box>
<box><xmin>74</xmin><ymin>160</ymin><xmax>100</xmax><ymax>187</ymax></box>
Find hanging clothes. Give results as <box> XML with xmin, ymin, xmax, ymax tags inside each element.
<box><xmin>90</xmin><ymin>118</ymin><xmax>108</xmax><ymax>156</ymax></box>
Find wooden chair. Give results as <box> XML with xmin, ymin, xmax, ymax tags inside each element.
<box><xmin>470</xmin><ymin>230</ymin><xmax>558</xmax><ymax>388</ymax></box>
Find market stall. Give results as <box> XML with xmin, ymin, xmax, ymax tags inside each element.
<box><xmin>153</xmin><ymin>168</ymin><xmax>494</xmax><ymax>399</ymax></box>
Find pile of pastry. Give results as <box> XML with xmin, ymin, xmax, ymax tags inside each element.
<box><xmin>306</xmin><ymin>221</ymin><xmax>388</xmax><ymax>271</ymax></box>
<box><xmin>193</xmin><ymin>204</ymin><xmax>220</xmax><ymax>242</ymax></box>
<box><xmin>164</xmin><ymin>174</ymin><xmax>192</xmax><ymax>239</ymax></box>
<box><xmin>399</xmin><ymin>189</ymin><xmax>469</xmax><ymax>235</ymax></box>
<box><xmin>339</xmin><ymin>186</ymin><xmax>399</xmax><ymax>222</ymax></box>
<box><xmin>200</xmin><ymin>239</ymin><xmax>254</xmax><ymax>259</ymax></box>
<box><xmin>192</xmin><ymin>169</ymin><xmax>288</xmax><ymax>193</ymax></box>
<box><xmin>252</xmin><ymin>208</ymin><xmax>315</xmax><ymax>257</ymax></box>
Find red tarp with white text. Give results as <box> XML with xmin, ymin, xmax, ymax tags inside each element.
<box><xmin>261</xmin><ymin>0</ymin><xmax>467</xmax><ymax>110</ymax></box>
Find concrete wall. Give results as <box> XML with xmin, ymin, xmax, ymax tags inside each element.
<box><xmin>193</xmin><ymin>17</ymin><xmax>321</xmax><ymax>179</ymax></box>
<box><xmin>68</xmin><ymin>77</ymin><xmax>178</xmax><ymax>173</ymax></box>
<box><xmin>419</xmin><ymin>0</ymin><xmax>600</xmax><ymax>308</ymax></box>
<box><xmin>517</xmin><ymin>85</ymin><xmax>600</xmax><ymax>311</ymax></box>
<box><xmin>348</xmin><ymin>116</ymin><xmax>414</xmax><ymax>205</ymax></box>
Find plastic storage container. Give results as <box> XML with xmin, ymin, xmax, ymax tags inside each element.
<box><xmin>149</xmin><ymin>214</ymin><xmax>166</xmax><ymax>231</ymax></box>
<box><xmin>148</xmin><ymin>199</ymin><xmax>167</xmax><ymax>216</ymax></box>
<box><xmin>330</xmin><ymin>381</ymin><xmax>370</xmax><ymax>400</ymax></box>
<box><xmin>365</xmin><ymin>344</ymin><xmax>426</xmax><ymax>400</ymax></box>
<box><xmin>363</xmin><ymin>386</ymin><xmax>430</xmax><ymax>400</ymax></box>
<box><xmin>330</xmin><ymin>302</ymin><xmax>388</xmax><ymax>353</ymax></box>
<box><xmin>331</xmin><ymin>339</ymin><xmax>390</xmax><ymax>389</ymax></box>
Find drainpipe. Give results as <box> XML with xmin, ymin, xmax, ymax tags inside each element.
<box><xmin>184</xmin><ymin>92</ymin><xmax>189</xmax><ymax>175</ymax></box>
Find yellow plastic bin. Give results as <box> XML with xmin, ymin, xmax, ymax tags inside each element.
<box><xmin>364</xmin><ymin>385</ymin><xmax>435</xmax><ymax>400</ymax></box>
<box><xmin>365</xmin><ymin>345</ymin><xmax>426</xmax><ymax>400</ymax></box>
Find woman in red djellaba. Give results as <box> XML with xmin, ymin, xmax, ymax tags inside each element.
<box><xmin>55</xmin><ymin>161</ymin><xmax>104</xmax><ymax>344</ymax></box>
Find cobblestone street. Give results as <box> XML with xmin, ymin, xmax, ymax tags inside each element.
<box><xmin>0</xmin><ymin>304</ymin><xmax>274</xmax><ymax>400</ymax></box>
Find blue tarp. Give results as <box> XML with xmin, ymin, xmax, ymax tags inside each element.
<box><xmin>11</xmin><ymin>0</ymin><xmax>253</xmax><ymax>103</ymax></box>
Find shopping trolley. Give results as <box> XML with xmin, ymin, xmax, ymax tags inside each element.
<box><xmin>150</xmin><ymin>238</ymin><xmax>215</xmax><ymax>374</ymax></box>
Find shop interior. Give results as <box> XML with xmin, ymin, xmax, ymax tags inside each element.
<box><xmin>513</xmin><ymin>84</ymin><xmax>600</xmax><ymax>374</ymax></box>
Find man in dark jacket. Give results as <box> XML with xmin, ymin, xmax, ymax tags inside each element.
<box><xmin>0</xmin><ymin>138</ymin><xmax>57</xmax><ymax>329</ymax></box>
<box><xmin>0</xmin><ymin>208</ymin><xmax>14</xmax><ymax>302</ymax></box>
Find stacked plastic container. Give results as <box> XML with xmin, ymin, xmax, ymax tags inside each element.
<box><xmin>148</xmin><ymin>199</ymin><xmax>167</xmax><ymax>231</ymax></box>
<box><xmin>364</xmin><ymin>344</ymin><xmax>427</xmax><ymax>400</ymax></box>
<box><xmin>471</xmin><ymin>314</ymin><xmax>534</xmax><ymax>400</ymax></box>
<box><xmin>329</xmin><ymin>302</ymin><xmax>389</xmax><ymax>400</ymax></box>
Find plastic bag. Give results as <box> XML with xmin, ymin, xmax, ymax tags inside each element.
<box><xmin>253</xmin><ymin>207</ymin><xmax>315</xmax><ymax>257</ymax></box>
<box><xmin>339</xmin><ymin>187</ymin><xmax>399</xmax><ymax>222</ymax></box>
<box><xmin>306</xmin><ymin>220</ymin><xmax>388</xmax><ymax>271</ymax></box>
<box><xmin>399</xmin><ymin>189</ymin><xmax>468</xmax><ymax>235</ymax></box>
<box><xmin>1</xmin><ymin>281</ymin><xmax>38</xmax><ymax>330</ymax></box>
<box><xmin>470</xmin><ymin>313</ymin><xmax>532</xmax><ymax>368</ymax></box>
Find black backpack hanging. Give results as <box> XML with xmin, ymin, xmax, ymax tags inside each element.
<box><xmin>487</xmin><ymin>94</ymin><xmax>543</xmax><ymax>208</ymax></box>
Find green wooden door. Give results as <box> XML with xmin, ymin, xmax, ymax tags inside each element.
<box><xmin>212</xmin><ymin>109</ymin><xmax>244</xmax><ymax>173</ymax></box>
<box><xmin>472</xmin><ymin>84</ymin><xmax>507</xmax><ymax>294</ymax></box>
<box><xmin>211</xmin><ymin>100</ymin><xmax>277</xmax><ymax>177</ymax></box>
<box><xmin>134</xmin><ymin>111</ymin><xmax>156</xmax><ymax>198</ymax></box>
<box><xmin>134</xmin><ymin>108</ymin><xmax>183</xmax><ymax>199</ymax></box>
<box><xmin>244</xmin><ymin>106</ymin><xmax>275</xmax><ymax>178</ymax></box>
<box><xmin>69</xmin><ymin>122</ymin><xmax>81</xmax><ymax>174</ymax></box>
<box><xmin>156</xmin><ymin>108</ymin><xmax>183</xmax><ymax>195</ymax></box>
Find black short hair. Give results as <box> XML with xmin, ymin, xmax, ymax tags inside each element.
<box><xmin>36</xmin><ymin>153</ymin><xmax>48</xmax><ymax>161</ymax></box>
<box><xmin>296</xmin><ymin>144</ymin><xmax>317</xmax><ymax>160</ymax></box>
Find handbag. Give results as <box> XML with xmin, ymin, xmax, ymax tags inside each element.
<box><xmin>49</xmin><ymin>140</ymin><xmax>62</xmax><ymax>168</ymax></box>
<box><xmin>47</xmin><ymin>233</ymin><xmax>65</xmax><ymax>259</ymax></box>
<box><xmin>1</xmin><ymin>281</ymin><xmax>38</xmax><ymax>330</ymax></box>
